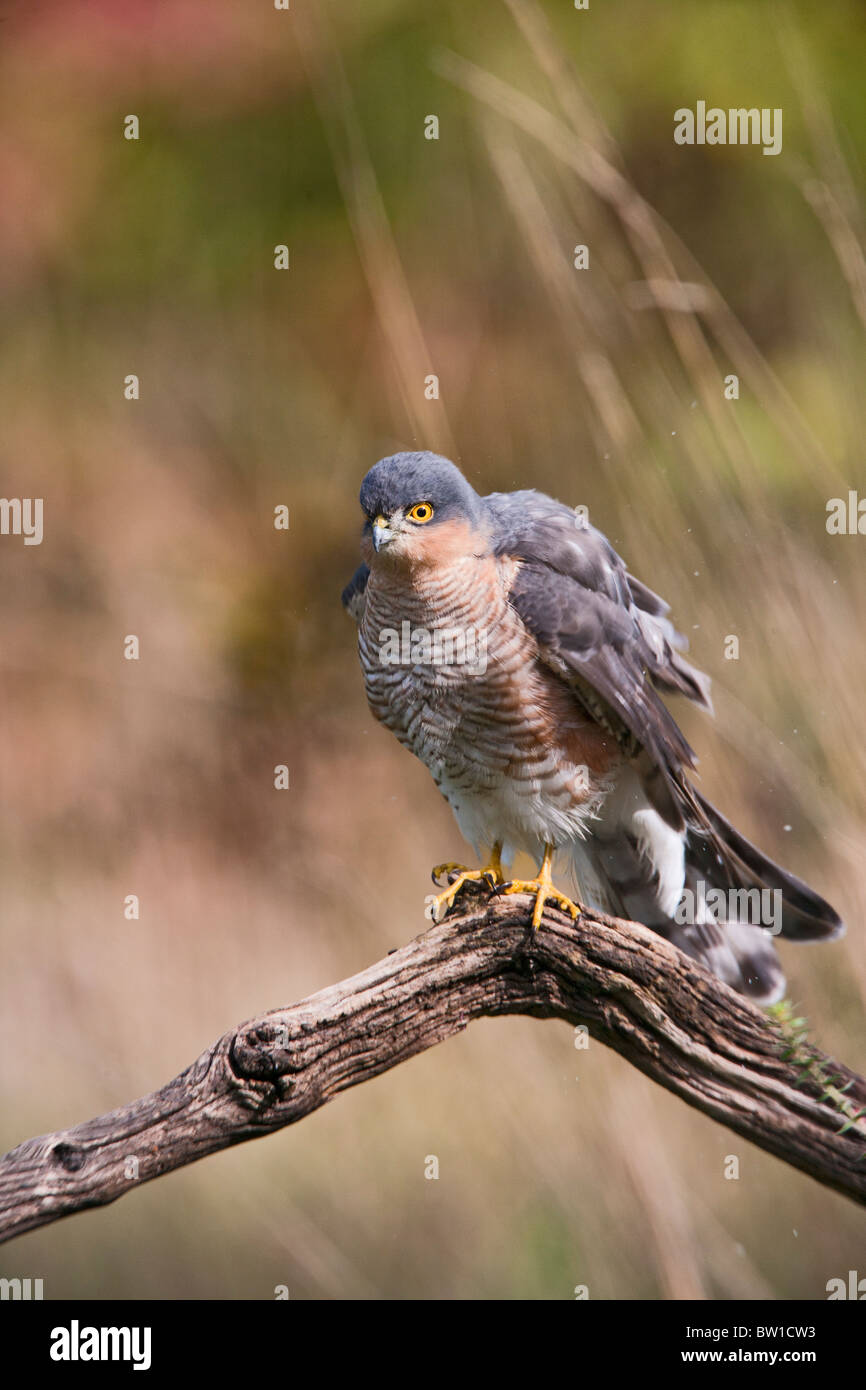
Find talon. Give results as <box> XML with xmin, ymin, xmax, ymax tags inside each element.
<box><xmin>432</xmin><ymin>861</ymin><xmax>470</xmax><ymax>887</ymax></box>
<box><xmin>427</xmin><ymin>843</ymin><xmax>504</xmax><ymax>920</ymax></box>
<box><xmin>497</xmin><ymin>843</ymin><xmax>582</xmax><ymax>930</ymax></box>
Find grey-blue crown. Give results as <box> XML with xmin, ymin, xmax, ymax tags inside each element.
<box><xmin>359</xmin><ymin>451</ymin><xmax>481</xmax><ymax>522</ymax></box>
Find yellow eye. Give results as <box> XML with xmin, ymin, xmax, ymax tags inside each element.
<box><xmin>407</xmin><ymin>502</ymin><xmax>434</xmax><ymax>524</ymax></box>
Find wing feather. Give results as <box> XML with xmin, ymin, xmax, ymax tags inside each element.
<box><xmin>341</xmin><ymin>563</ymin><xmax>370</xmax><ymax>622</ymax></box>
<box><xmin>486</xmin><ymin>489</ymin><xmax>708</xmax><ymax>824</ymax></box>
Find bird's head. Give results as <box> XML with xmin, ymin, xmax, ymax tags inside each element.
<box><xmin>358</xmin><ymin>451</ymin><xmax>486</xmax><ymax>568</ymax></box>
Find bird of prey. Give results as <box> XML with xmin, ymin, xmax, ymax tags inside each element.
<box><xmin>342</xmin><ymin>451</ymin><xmax>844</xmax><ymax>1004</ymax></box>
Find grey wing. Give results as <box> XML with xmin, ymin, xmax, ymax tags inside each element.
<box><xmin>485</xmin><ymin>488</ymin><xmax>710</xmax><ymax>827</ymax></box>
<box><xmin>484</xmin><ymin>488</ymin><xmax>844</xmax><ymax>950</ymax></box>
<box><xmin>486</xmin><ymin>491</ymin><xmax>711</xmax><ymax>709</ymax></box>
<box><xmin>341</xmin><ymin>563</ymin><xmax>369</xmax><ymax>622</ymax></box>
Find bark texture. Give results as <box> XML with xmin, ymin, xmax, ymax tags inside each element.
<box><xmin>1</xmin><ymin>895</ymin><xmax>864</xmax><ymax>1244</ymax></box>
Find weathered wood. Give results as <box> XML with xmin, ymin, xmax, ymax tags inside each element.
<box><xmin>1</xmin><ymin>894</ymin><xmax>864</xmax><ymax>1244</ymax></box>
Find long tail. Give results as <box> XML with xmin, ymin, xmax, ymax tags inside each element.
<box><xmin>579</xmin><ymin>786</ymin><xmax>844</xmax><ymax>1006</ymax></box>
<box><xmin>685</xmin><ymin>788</ymin><xmax>844</xmax><ymax>942</ymax></box>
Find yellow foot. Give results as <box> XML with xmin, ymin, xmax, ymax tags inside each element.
<box><xmin>496</xmin><ymin>843</ymin><xmax>582</xmax><ymax>930</ymax></box>
<box><xmin>427</xmin><ymin>845</ymin><xmax>504</xmax><ymax>922</ymax></box>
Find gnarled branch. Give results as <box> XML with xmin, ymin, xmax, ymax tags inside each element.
<box><xmin>1</xmin><ymin>895</ymin><xmax>864</xmax><ymax>1244</ymax></box>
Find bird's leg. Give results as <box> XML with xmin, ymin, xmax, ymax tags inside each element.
<box><xmin>496</xmin><ymin>843</ymin><xmax>582</xmax><ymax>930</ymax></box>
<box><xmin>428</xmin><ymin>842</ymin><xmax>504</xmax><ymax>921</ymax></box>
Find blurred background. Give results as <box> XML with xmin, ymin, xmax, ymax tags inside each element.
<box><xmin>1</xmin><ymin>0</ymin><xmax>865</xmax><ymax>1299</ymax></box>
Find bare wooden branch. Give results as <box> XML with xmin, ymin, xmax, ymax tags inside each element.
<box><xmin>2</xmin><ymin>894</ymin><xmax>864</xmax><ymax>1244</ymax></box>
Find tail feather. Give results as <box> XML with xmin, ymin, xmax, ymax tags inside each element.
<box><xmin>667</xmin><ymin>915</ymin><xmax>786</xmax><ymax>1005</ymax></box>
<box><xmin>580</xmin><ymin>782</ymin><xmax>844</xmax><ymax>1006</ymax></box>
<box><xmin>686</xmin><ymin>789</ymin><xmax>845</xmax><ymax>943</ymax></box>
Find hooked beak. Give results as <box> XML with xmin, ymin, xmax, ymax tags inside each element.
<box><xmin>372</xmin><ymin>514</ymin><xmax>394</xmax><ymax>552</ymax></box>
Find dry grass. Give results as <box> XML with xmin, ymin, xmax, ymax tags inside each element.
<box><xmin>0</xmin><ymin>0</ymin><xmax>865</xmax><ymax>1298</ymax></box>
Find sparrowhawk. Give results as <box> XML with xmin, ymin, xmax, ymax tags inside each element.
<box><xmin>342</xmin><ymin>451</ymin><xmax>844</xmax><ymax>1004</ymax></box>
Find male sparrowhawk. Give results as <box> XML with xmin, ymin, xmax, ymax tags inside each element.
<box><xmin>342</xmin><ymin>451</ymin><xmax>844</xmax><ymax>1004</ymax></box>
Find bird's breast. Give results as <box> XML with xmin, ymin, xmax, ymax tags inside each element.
<box><xmin>357</xmin><ymin>555</ymin><xmax>619</xmax><ymax>816</ymax></box>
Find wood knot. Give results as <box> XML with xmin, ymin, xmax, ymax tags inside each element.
<box><xmin>53</xmin><ymin>1142</ymin><xmax>86</xmax><ymax>1173</ymax></box>
<box><xmin>229</xmin><ymin>1019</ymin><xmax>299</xmax><ymax>1086</ymax></box>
